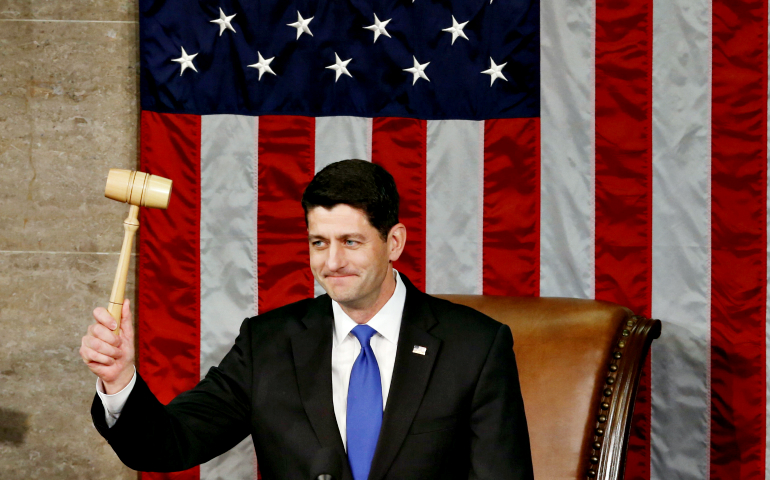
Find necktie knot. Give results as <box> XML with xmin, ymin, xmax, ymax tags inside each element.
<box><xmin>351</xmin><ymin>324</ymin><xmax>377</xmax><ymax>347</ymax></box>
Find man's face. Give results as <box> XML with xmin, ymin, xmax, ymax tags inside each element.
<box><xmin>307</xmin><ymin>204</ymin><xmax>402</xmax><ymax>311</ymax></box>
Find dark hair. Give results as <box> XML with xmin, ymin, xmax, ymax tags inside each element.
<box><xmin>301</xmin><ymin>159</ymin><xmax>400</xmax><ymax>240</ymax></box>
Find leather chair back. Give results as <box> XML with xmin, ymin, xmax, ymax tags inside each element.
<box><xmin>435</xmin><ymin>295</ymin><xmax>660</xmax><ymax>480</ymax></box>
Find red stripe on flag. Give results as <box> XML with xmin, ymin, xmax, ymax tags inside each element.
<box><xmin>594</xmin><ymin>0</ymin><xmax>654</xmax><ymax>477</ymax></box>
<box><xmin>482</xmin><ymin>118</ymin><xmax>540</xmax><ymax>297</ymax></box>
<box><xmin>257</xmin><ymin>115</ymin><xmax>316</xmax><ymax>313</ymax></box>
<box><xmin>710</xmin><ymin>0</ymin><xmax>768</xmax><ymax>476</ymax></box>
<box><xmin>138</xmin><ymin>111</ymin><xmax>201</xmax><ymax>480</ymax></box>
<box><xmin>372</xmin><ymin>117</ymin><xmax>427</xmax><ymax>291</ymax></box>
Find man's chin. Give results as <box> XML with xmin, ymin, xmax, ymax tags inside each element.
<box><xmin>323</xmin><ymin>275</ymin><xmax>356</xmax><ymax>290</ymax></box>
<box><xmin>325</xmin><ymin>287</ymin><xmax>352</xmax><ymax>302</ymax></box>
<box><xmin>324</xmin><ymin>286</ymin><xmax>365</xmax><ymax>306</ymax></box>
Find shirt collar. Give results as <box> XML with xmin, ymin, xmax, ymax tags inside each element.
<box><xmin>332</xmin><ymin>269</ymin><xmax>406</xmax><ymax>346</ymax></box>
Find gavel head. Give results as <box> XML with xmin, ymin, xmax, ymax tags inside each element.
<box><xmin>104</xmin><ymin>169</ymin><xmax>172</xmax><ymax>209</ymax></box>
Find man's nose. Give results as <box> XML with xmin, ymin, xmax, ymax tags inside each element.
<box><xmin>326</xmin><ymin>242</ymin><xmax>346</xmax><ymax>271</ymax></box>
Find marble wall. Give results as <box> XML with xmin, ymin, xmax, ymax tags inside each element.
<box><xmin>1</xmin><ymin>1</ymin><xmax>139</xmax><ymax>478</ymax></box>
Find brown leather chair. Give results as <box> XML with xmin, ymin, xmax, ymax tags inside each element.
<box><xmin>435</xmin><ymin>295</ymin><xmax>661</xmax><ymax>480</ymax></box>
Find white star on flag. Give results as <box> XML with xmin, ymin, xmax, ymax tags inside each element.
<box><xmin>326</xmin><ymin>52</ymin><xmax>353</xmax><ymax>81</ymax></box>
<box><xmin>247</xmin><ymin>52</ymin><xmax>276</xmax><ymax>80</ymax></box>
<box><xmin>287</xmin><ymin>11</ymin><xmax>314</xmax><ymax>40</ymax></box>
<box><xmin>403</xmin><ymin>56</ymin><xmax>430</xmax><ymax>85</ymax></box>
<box><xmin>210</xmin><ymin>8</ymin><xmax>236</xmax><ymax>36</ymax></box>
<box><xmin>481</xmin><ymin>57</ymin><xmax>508</xmax><ymax>85</ymax></box>
<box><xmin>171</xmin><ymin>47</ymin><xmax>198</xmax><ymax>76</ymax></box>
<box><xmin>442</xmin><ymin>15</ymin><xmax>469</xmax><ymax>45</ymax></box>
<box><xmin>364</xmin><ymin>14</ymin><xmax>392</xmax><ymax>43</ymax></box>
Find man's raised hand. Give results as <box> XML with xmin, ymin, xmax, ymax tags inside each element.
<box><xmin>80</xmin><ymin>300</ymin><xmax>136</xmax><ymax>394</ymax></box>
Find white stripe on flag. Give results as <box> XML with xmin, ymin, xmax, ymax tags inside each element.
<box><xmin>425</xmin><ymin>120</ymin><xmax>484</xmax><ymax>294</ymax></box>
<box><xmin>650</xmin><ymin>1</ymin><xmax>712</xmax><ymax>478</ymax></box>
<box><xmin>315</xmin><ymin>116</ymin><xmax>373</xmax><ymax>168</ymax></box>
<box><xmin>538</xmin><ymin>0</ymin><xmax>596</xmax><ymax>298</ymax></box>
<box><xmin>313</xmin><ymin>116</ymin><xmax>374</xmax><ymax>297</ymax></box>
<box><xmin>200</xmin><ymin>114</ymin><xmax>257</xmax><ymax>373</ymax></box>
<box><xmin>200</xmin><ymin>114</ymin><xmax>258</xmax><ymax>480</ymax></box>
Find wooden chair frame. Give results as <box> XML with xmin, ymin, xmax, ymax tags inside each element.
<box><xmin>435</xmin><ymin>295</ymin><xmax>661</xmax><ymax>480</ymax></box>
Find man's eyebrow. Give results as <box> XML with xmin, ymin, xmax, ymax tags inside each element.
<box><xmin>308</xmin><ymin>233</ymin><xmax>366</xmax><ymax>241</ymax></box>
<box><xmin>336</xmin><ymin>233</ymin><xmax>367</xmax><ymax>242</ymax></box>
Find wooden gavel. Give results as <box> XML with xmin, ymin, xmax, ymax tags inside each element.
<box><xmin>104</xmin><ymin>169</ymin><xmax>172</xmax><ymax>334</ymax></box>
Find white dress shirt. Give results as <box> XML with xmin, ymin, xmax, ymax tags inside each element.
<box><xmin>331</xmin><ymin>270</ymin><xmax>405</xmax><ymax>449</ymax></box>
<box><xmin>97</xmin><ymin>270</ymin><xmax>407</xmax><ymax>449</ymax></box>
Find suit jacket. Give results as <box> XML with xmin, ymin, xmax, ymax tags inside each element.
<box><xmin>92</xmin><ymin>275</ymin><xmax>534</xmax><ymax>480</ymax></box>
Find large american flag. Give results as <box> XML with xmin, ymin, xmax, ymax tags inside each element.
<box><xmin>135</xmin><ymin>0</ymin><xmax>768</xmax><ymax>479</ymax></box>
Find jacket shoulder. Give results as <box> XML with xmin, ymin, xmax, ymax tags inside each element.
<box><xmin>242</xmin><ymin>295</ymin><xmax>328</xmax><ymax>336</ymax></box>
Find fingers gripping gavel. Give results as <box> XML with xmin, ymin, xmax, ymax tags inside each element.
<box><xmin>104</xmin><ymin>169</ymin><xmax>172</xmax><ymax>334</ymax></box>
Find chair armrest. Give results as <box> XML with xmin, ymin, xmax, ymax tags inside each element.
<box><xmin>588</xmin><ymin>315</ymin><xmax>661</xmax><ymax>480</ymax></box>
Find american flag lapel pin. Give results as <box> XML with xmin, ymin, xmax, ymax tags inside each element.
<box><xmin>412</xmin><ymin>345</ymin><xmax>427</xmax><ymax>356</ymax></box>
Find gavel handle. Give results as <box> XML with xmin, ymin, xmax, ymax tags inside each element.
<box><xmin>108</xmin><ymin>204</ymin><xmax>140</xmax><ymax>335</ymax></box>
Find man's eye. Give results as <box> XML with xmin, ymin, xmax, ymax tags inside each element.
<box><xmin>345</xmin><ymin>240</ymin><xmax>358</xmax><ymax>246</ymax></box>
<box><xmin>311</xmin><ymin>240</ymin><xmax>325</xmax><ymax>248</ymax></box>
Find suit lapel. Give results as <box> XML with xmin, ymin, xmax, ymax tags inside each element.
<box><xmin>368</xmin><ymin>277</ymin><xmax>441</xmax><ymax>480</ymax></box>
<box><xmin>291</xmin><ymin>296</ymin><xmax>347</xmax><ymax>462</ymax></box>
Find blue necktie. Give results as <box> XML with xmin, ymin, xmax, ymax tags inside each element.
<box><xmin>347</xmin><ymin>325</ymin><xmax>383</xmax><ymax>480</ymax></box>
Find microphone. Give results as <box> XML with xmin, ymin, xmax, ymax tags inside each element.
<box><xmin>311</xmin><ymin>447</ymin><xmax>343</xmax><ymax>480</ymax></box>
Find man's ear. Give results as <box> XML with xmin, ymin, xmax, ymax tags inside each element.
<box><xmin>387</xmin><ymin>223</ymin><xmax>407</xmax><ymax>262</ymax></box>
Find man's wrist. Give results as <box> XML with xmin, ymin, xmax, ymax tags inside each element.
<box><xmin>96</xmin><ymin>367</ymin><xmax>137</xmax><ymax>427</ymax></box>
<box><xmin>102</xmin><ymin>365</ymin><xmax>136</xmax><ymax>395</ymax></box>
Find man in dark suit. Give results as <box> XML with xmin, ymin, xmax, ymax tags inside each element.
<box><xmin>80</xmin><ymin>160</ymin><xmax>534</xmax><ymax>480</ymax></box>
